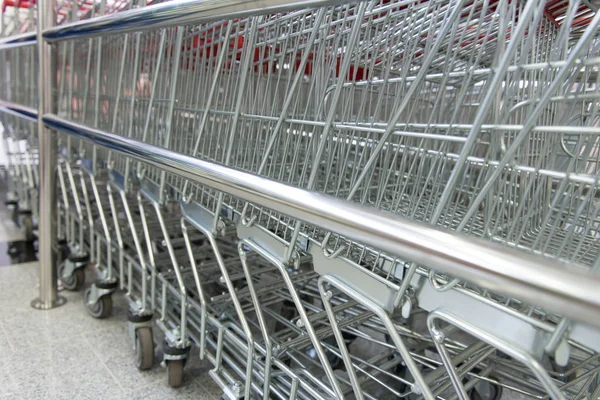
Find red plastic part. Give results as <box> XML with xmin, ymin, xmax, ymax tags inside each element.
<box><xmin>172</xmin><ymin>0</ymin><xmax>597</xmax><ymax>79</ymax></box>
<box><xmin>2</xmin><ymin>0</ymin><xmax>35</xmax><ymax>12</ymax></box>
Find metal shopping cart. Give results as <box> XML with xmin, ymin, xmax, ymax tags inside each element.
<box><xmin>0</xmin><ymin>5</ymin><xmax>37</xmax><ymax>241</ymax></box>
<box><xmin>0</xmin><ymin>0</ymin><xmax>139</xmax><ymax>244</ymax></box>
<box><xmin>2</xmin><ymin>0</ymin><xmax>600</xmax><ymax>399</ymax></box>
<box><xmin>50</xmin><ymin>0</ymin><xmax>600</xmax><ymax>398</ymax></box>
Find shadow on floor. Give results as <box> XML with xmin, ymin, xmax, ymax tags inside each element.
<box><xmin>0</xmin><ymin>240</ymin><xmax>37</xmax><ymax>265</ymax></box>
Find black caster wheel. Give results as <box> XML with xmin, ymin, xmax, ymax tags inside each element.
<box><xmin>135</xmin><ymin>327</ymin><xmax>154</xmax><ymax>371</ymax></box>
<box><xmin>84</xmin><ymin>288</ymin><xmax>112</xmax><ymax>319</ymax></box>
<box><xmin>469</xmin><ymin>381</ymin><xmax>503</xmax><ymax>400</ymax></box>
<box><xmin>23</xmin><ymin>215</ymin><xmax>35</xmax><ymax>242</ymax></box>
<box><xmin>59</xmin><ymin>263</ymin><xmax>85</xmax><ymax>291</ymax></box>
<box><xmin>7</xmin><ymin>244</ymin><xmax>19</xmax><ymax>257</ymax></box>
<box><xmin>167</xmin><ymin>359</ymin><xmax>184</xmax><ymax>388</ymax></box>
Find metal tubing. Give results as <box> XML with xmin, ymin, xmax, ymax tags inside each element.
<box><xmin>31</xmin><ymin>2</ymin><xmax>65</xmax><ymax>310</ymax></box>
<box><xmin>0</xmin><ymin>100</ymin><xmax>37</xmax><ymax>122</ymax></box>
<box><xmin>0</xmin><ymin>41</ymin><xmax>36</xmax><ymax>51</ymax></box>
<box><xmin>42</xmin><ymin>0</ymin><xmax>350</xmax><ymax>42</ymax></box>
<box><xmin>40</xmin><ymin>114</ymin><xmax>600</xmax><ymax>330</ymax></box>
<box><xmin>0</xmin><ymin>31</ymin><xmax>36</xmax><ymax>46</ymax></box>
<box><xmin>0</xmin><ymin>31</ymin><xmax>36</xmax><ymax>44</ymax></box>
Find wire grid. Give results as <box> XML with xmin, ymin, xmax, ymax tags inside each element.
<box><xmin>54</xmin><ymin>0</ymin><xmax>600</xmax><ymax>272</ymax></box>
<box><xmin>39</xmin><ymin>1</ymin><xmax>600</xmax><ymax>399</ymax></box>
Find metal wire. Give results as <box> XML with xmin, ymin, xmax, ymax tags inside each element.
<box><xmin>2</xmin><ymin>0</ymin><xmax>600</xmax><ymax>399</ymax></box>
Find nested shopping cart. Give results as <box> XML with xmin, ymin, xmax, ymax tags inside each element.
<box><xmin>2</xmin><ymin>0</ymin><xmax>600</xmax><ymax>399</ymax></box>
<box><xmin>0</xmin><ymin>0</ymin><xmax>37</xmax><ymax>240</ymax></box>
<box><xmin>0</xmin><ymin>0</ymin><xmax>147</xmax><ymax>242</ymax></box>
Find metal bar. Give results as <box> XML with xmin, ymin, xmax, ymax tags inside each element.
<box><xmin>0</xmin><ymin>31</ymin><xmax>37</xmax><ymax>45</ymax></box>
<box><xmin>41</xmin><ymin>113</ymin><xmax>600</xmax><ymax>330</ymax></box>
<box><xmin>0</xmin><ymin>100</ymin><xmax>38</xmax><ymax>122</ymax></box>
<box><xmin>42</xmin><ymin>0</ymin><xmax>350</xmax><ymax>42</ymax></box>
<box><xmin>0</xmin><ymin>40</ymin><xmax>37</xmax><ymax>51</ymax></box>
<box><xmin>31</xmin><ymin>3</ymin><xmax>65</xmax><ymax>310</ymax></box>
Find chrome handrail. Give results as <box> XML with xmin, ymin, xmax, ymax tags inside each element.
<box><xmin>29</xmin><ymin>111</ymin><xmax>598</xmax><ymax>330</ymax></box>
<box><xmin>42</xmin><ymin>0</ymin><xmax>350</xmax><ymax>42</ymax></box>
<box><xmin>0</xmin><ymin>100</ymin><xmax>38</xmax><ymax>122</ymax></box>
<box><xmin>1</xmin><ymin>97</ymin><xmax>599</xmax><ymax>328</ymax></box>
<box><xmin>0</xmin><ymin>32</ymin><xmax>37</xmax><ymax>51</ymax></box>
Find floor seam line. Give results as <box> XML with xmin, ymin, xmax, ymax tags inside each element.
<box><xmin>81</xmin><ymin>332</ymin><xmax>129</xmax><ymax>394</ymax></box>
<box><xmin>0</xmin><ymin>322</ymin><xmax>15</xmax><ymax>352</ymax></box>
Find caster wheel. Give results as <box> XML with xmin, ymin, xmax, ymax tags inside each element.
<box><xmin>59</xmin><ymin>263</ymin><xmax>85</xmax><ymax>291</ymax></box>
<box><xmin>84</xmin><ymin>288</ymin><xmax>112</xmax><ymax>319</ymax></box>
<box><xmin>7</xmin><ymin>244</ymin><xmax>19</xmax><ymax>257</ymax></box>
<box><xmin>469</xmin><ymin>381</ymin><xmax>502</xmax><ymax>400</ymax></box>
<box><xmin>167</xmin><ymin>359</ymin><xmax>184</xmax><ymax>388</ymax></box>
<box><xmin>135</xmin><ymin>327</ymin><xmax>154</xmax><ymax>371</ymax></box>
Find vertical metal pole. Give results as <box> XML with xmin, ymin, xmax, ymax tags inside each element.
<box><xmin>31</xmin><ymin>0</ymin><xmax>66</xmax><ymax>309</ymax></box>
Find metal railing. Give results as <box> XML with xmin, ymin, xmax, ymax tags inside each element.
<box><xmin>2</xmin><ymin>1</ymin><xmax>600</xmax><ymax>397</ymax></box>
<box><xmin>1</xmin><ymin>91</ymin><xmax>599</xmax><ymax>328</ymax></box>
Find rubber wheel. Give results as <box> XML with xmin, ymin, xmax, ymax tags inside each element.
<box><xmin>84</xmin><ymin>288</ymin><xmax>112</xmax><ymax>319</ymax></box>
<box><xmin>469</xmin><ymin>381</ymin><xmax>503</xmax><ymax>400</ymax></box>
<box><xmin>59</xmin><ymin>264</ymin><xmax>85</xmax><ymax>291</ymax></box>
<box><xmin>23</xmin><ymin>216</ymin><xmax>35</xmax><ymax>242</ymax></box>
<box><xmin>7</xmin><ymin>244</ymin><xmax>19</xmax><ymax>257</ymax></box>
<box><xmin>135</xmin><ymin>327</ymin><xmax>154</xmax><ymax>371</ymax></box>
<box><xmin>167</xmin><ymin>359</ymin><xmax>184</xmax><ymax>388</ymax></box>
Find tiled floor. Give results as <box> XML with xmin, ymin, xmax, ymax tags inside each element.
<box><xmin>0</xmin><ymin>212</ymin><xmax>222</xmax><ymax>399</ymax></box>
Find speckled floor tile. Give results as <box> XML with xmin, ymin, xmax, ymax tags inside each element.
<box><xmin>1</xmin><ymin>306</ymin><xmax>85</xmax><ymax>349</ymax></box>
<box><xmin>194</xmin><ymin>373</ymin><xmax>223</xmax><ymax>399</ymax></box>
<box><xmin>126</xmin><ymin>376</ymin><xmax>219</xmax><ymax>400</ymax></box>
<box><xmin>0</xmin><ymin>325</ymin><xmax>14</xmax><ymax>357</ymax></box>
<box><xmin>0</xmin><ymin>261</ymin><xmax>37</xmax><ymax>293</ymax></box>
<box><xmin>1</xmin><ymin>378</ymin><xmax>126</xmax><ymax>400</ymax></box>
<box><xmin>0</xmin><ymin>261</ymin><xmax>221</xmax><ymax>399</ymax></box>
<box><xmin>0</xmin><ymin>266</ymin><xmax>127</xmax><ymax>349</ymax></box>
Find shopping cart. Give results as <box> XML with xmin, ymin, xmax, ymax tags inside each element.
<box><xmin>3</xmin><ymin>0</ymin><xmax>600</xmax><ymax>399</ymax></box>
<box><xmin>0</xmin><ymin>12</ymin><xmax>37</xmax><ymax>241</ymax></box>
<box><xmin>0</xmin><ymin>0</ymin><xmax>141</xmax><ymax>243</ymax></box>
<box><xmin>52</xmin><ymin>0</ymin><xmax>173</xmax><ymax>301</ymax></box>
<box><xmin>53</xmin><ymin>0</ymin><xmax>600</xmax><ymax>398</ymax></box>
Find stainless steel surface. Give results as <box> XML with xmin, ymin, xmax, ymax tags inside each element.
<box><xmin>31</xmin><ymin>1</ymin><xmax>64</xmax><ymax>310</ymax></box>
<box><xmin>43</xmin><ymin>113</ymin><xmax>600</xmax><ymax>330</ymax></box>
<box><xmin>0</xmin><ymin>40</ymin><xmax>37</xmax><ymax>51</ymax></box>
<box><xmin>0</xmin><ymin>100</ymin><xmax>38</xmax><ymax>122</ymax></box>
<box><xmin>0</xmin><ymin>31</ymin><xmax>36</xmax><ymax>45</ymax></box>
<box><xmin>2</xmin><ymin>1</ymin><xmax>600</xmax><ymax>399</ymax></box>
<box><xmin>42</xmin><ymin>0</ymin><xmax>350</xmax><ymax>42</ymax></box>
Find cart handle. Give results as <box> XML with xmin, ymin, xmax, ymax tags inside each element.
<box><xmin>42</xmin><ymin>0</ymin><xmax>352</xmax><ymax>42</ymax></box>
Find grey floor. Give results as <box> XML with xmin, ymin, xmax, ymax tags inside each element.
<box><xmin>0</xmin><ymin>212</ymin><xmax>222</xmax><ymax>399</ymax></box>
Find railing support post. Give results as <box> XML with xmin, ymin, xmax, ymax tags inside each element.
<box><xmin>31</xmin><ymin>0</ymin><xmax>65</xmax><ymax>310</ymax></box>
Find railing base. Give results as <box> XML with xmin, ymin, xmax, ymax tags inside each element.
<box><xmin>30</xmin><ymin>296</ymin><xmax>67</xmax><ymax>310</ymax></box>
